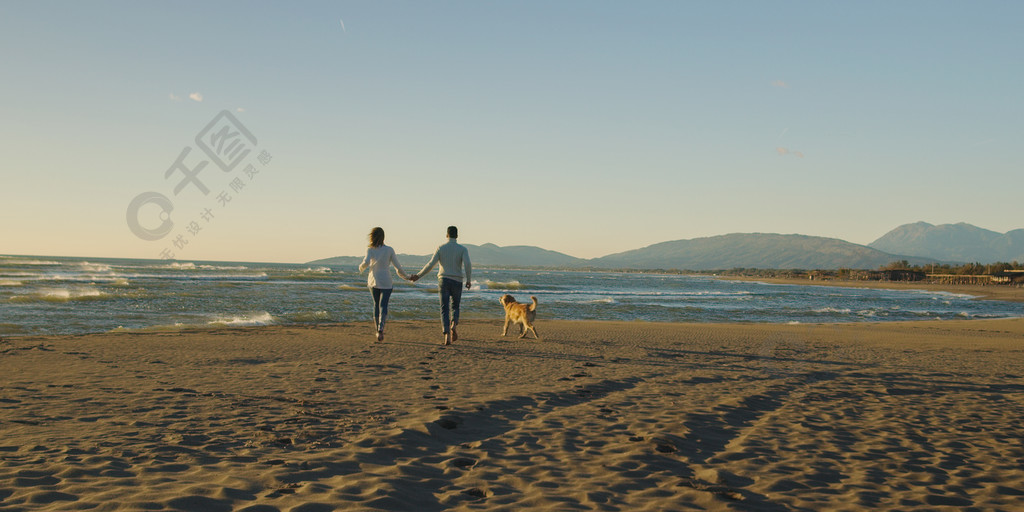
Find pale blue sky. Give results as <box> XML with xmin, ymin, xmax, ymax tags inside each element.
<box><xmin>1</xmin><ymin>1</ymin><xmax>1021</xmax><ymax>262</ymax></box>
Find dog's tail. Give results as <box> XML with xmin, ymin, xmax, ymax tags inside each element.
<box><xmin>529</xmin><ymin>296</ymin><xmax>538</xmax><ymax>312</ymax></box>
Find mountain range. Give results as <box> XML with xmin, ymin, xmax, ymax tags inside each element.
<box><xmin>868</xmin><ymin>222</ymin><xmax>1024</xmax><ymax>264</ymax></box>
<box><xmin>309</xmin><ymin>222</ymin><xmax>1023</xmax><ymax>270</ymax></box>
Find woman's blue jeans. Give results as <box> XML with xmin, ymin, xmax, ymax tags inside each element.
<box><xmin>370</xmin><ymin>287</ymin><xmax>392</xmax><ymax>332</ymax></box>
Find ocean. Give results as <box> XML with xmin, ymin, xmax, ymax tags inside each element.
<box><xmin>1</xmin><ymin>255</ymin><xmax>1020</xmax><ymax>337</ymax></box>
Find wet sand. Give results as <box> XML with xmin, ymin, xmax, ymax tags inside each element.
<box><xmin>3</xmin><ymin>318</ymin><xmax>1024</xmax><ymax>511</ymax></box>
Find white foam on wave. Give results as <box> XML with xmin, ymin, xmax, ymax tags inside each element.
<box><xmin>112</xmin><ymin>271</ymin><xmax>269</xmax><ymax>281</ymax></box>
<box><xmin>110</xmin><ymin>324</ymin><xmax>183</xmax><ymax>333</ymax></box>
<box><xmin>109</xmin><ymin>310</ymin><xmax>324</xmax><ymax>333</ymax></box>
<box><xmin>814</xmin><ymin>307</ymin><xmax>851</xmax><ymax>314</ymax></box>
<box><xmin>151</xmin><ymin>262</ymin><xmax>250</xmax><ymax>271</ymax></box>
<box><xmin>0</xmin><ymin>272</ymin><xmax>36</xmax><ymax>278</ymax></box>
<box><xmin>911</xmin><ymin>289</ymin><xmax>978</xmax><ymax>300</ymax></box>
<box><xmin>0</xmin><ymin>280</ymin><xmax>23</xmax><ymax>287</ymax></box>
<box><xmin>15</xmin><ymin>272</ymin><xmax>131</xmax><ymax>286</ymax></box>
<box><xmin>0</xmin><ymin>257</ymin><xmax>61</xmax><ymax>266</ymax></box>
<box><xmin>196</xmin><ymin>272</ymin><xmax>268</xmax><ymax>281</ymax></box>
<box><xmin>303</xmin><ymin>266</ymin><xmax>333</xmax><ymax>273</ymax></box>
<box><xmin>10</xmin><ymin>287</ymin><xmax>112</xmax><ymax>303</ymax></box>
<box><xmin>207</xmin><ymin>312</ymin><xmax>277</xmax><ymax>327</ymax></box>
<box><xmin>76</xmin><ymin>262</ymin><xmax>113</xmax><ymax>272</ymax></box>
<box><xmin>198</xmin><ymin>264</ymin><xmax>250</xmax><ymax>270</ymax></box>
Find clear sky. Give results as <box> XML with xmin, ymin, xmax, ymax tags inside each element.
<box><xmin>2</xmin><ymin>1</ymin><xmax>1021</xmax><ymax>263</ymax></box>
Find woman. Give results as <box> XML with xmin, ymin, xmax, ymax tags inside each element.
<box><xmin>358</xmin><ymin>227</ymin><xmax>411</xmax><ymax>341</ymax></box>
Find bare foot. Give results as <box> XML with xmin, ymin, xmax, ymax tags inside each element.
<box><xmin>450</xmin><ymin>324</ymin><xmax>458</xmax><ymax>342</ymax></box>
<box><xmin>443</xmin><ymin>332</ymin><xmax>452</xmax><ymax>346</ymax></box>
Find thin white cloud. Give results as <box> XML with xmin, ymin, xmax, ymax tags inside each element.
<box><xmin>776</xmin><ymin>147</ymin><xmax>804</xmax><ymax>158</ymax></box>
<box><xmin>771</xmin><ymin>80</ymin><xmax>789</xmax><ymax>88</ymax></box>
<box><xmin>169</xmin><ymin>93</ymin><xmax>181</xmax><ymax>101</ymax></box>
<box><xmin>189</xmin><ymin>92</ymin><xmax>204</xmax><ymax>102</ymax></box>
<box><xmin>236</xmin><ymin>107</ymin><xmax>245</xmax><ymax>112</ymax></box>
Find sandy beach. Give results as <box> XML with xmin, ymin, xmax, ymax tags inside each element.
<box><xmin>3</xmin><ymin>317</ymin><xmax>1024</xmax><ymax>511</ymax></box>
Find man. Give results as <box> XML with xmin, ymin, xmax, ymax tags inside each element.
<box><xmin>411</xmin><ymin>226</ymin><xmax>472</xmax><ymax>345</ymax></box>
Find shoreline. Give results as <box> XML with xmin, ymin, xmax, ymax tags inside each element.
<box><xmin>4</xmin><ymin>319</ymin><xmax>1024</xmax><ymax>510</ymax></box>
<box><xmin>5</xmin><ymin>277</ymin><xmax>1022</xmax><ymax>340</ymax></box>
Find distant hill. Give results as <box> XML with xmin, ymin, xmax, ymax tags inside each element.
<box><xmin>590</xmin><ymin>233</ymin><xmax>931</xmax><ymax>270</ymax></box>
<box><xmin>462</xmin><ymin>243</ymin><xmax>586</xmax><ymax>267</ymax></box>
<box><xmin>308</xmin><ymin>243</ymin><xmax>585</xmax><ymax>269</ymax></box>
<box><xmin>309</xmin><ymin>233</ymin><xmax>938</xmax><ymax>271</ymax></box>
<box><xmin>869</xmin><ymin>222</ymin><xmax>1024</xmax><ymax>264</ymax></box>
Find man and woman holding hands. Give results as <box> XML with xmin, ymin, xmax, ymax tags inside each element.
<box><xmin>358</xmin><ymin>225</ymin><xmax>470</xmax><ymax>345</ymax></box>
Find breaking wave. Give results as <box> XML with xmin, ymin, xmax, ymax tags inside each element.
<box><xmin>9</xmin><ymin>287</ymin><xmax>113</xmax><ymax>303</ymax></box>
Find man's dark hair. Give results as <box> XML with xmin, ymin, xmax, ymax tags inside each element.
<box><xmin>447</xmin><ymin>226</ymin><xmax>458</xmax><ymax>238</ymax></box>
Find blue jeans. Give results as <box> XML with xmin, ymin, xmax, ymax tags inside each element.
<box><xmin>438</xmin><ymin>278</ymin><xmax>463</xmax><ymax>333</ymax></box>
<box><xmin>370</xmin><ymin>287</ymin><xmax>393</xmax><ymax>332</ymax></box>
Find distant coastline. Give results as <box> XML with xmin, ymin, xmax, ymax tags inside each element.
<box><xmin>720</xmin><ymin>276</ymin><xmax>1024</xmax><ymax>304</ymax></box>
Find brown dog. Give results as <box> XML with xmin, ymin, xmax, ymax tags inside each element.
<box><xmin>500</xmin><ymin>294</ymin><xmax>540</xmax><ymax>339</ymax></box>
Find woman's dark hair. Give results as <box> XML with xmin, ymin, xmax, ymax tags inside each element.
<box><xmin>369</xmin><ymin>227</ymin><xmax>385</xmax><ymax>248</ymax></box>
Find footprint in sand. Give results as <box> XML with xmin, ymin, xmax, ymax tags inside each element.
<box><xmin>461</xmin><ymin>488</ymin><xmax>487</xmax><ymax>499</ymax></box>
<box><xmin>264</xmin><ymin>483</ymin><xmax>300</xmax><ymax>498</ymax></box>
<box><xmin>654</xmin><ymin>440</ymin><xmax>677</xmax><ymax>453</ymax></box>
<box><xmin>434</xmin><ymin>416</ymin><xmax>461</xmax><ymax>430</ymax></box>
<box><xmin>449</xmin><ymin>457</ymin><xmax>477</xmax><ymax>470</ymax></box>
